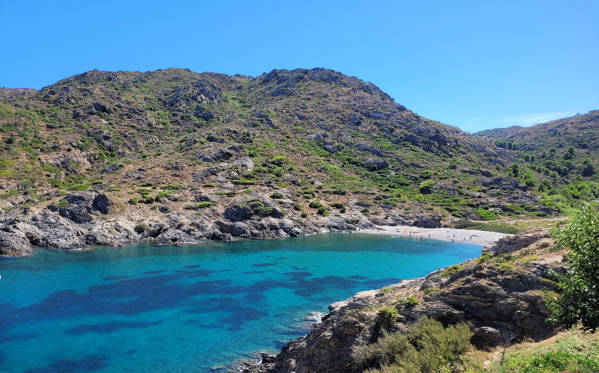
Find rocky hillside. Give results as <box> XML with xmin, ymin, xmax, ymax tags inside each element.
<box><xmin>0</xmin><ymin>68</ymin><xmax>590</xmax><ymax>255</ymax></box>
<box><xmin>476</xmin><ymin>111</ymin><xmax>599</xmax><ymax>213</ymax></box>
<box><xmin>241</xmin><ymin>230</ymin><xmax>565</xmax><ymax>372</ymax></box>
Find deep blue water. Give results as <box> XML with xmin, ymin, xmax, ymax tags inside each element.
<box><xmin>0</xmin><ymin>233</ymin><xmax>481</xmax><ymax>372</ymax></box>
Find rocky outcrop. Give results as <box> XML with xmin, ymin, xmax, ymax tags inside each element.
<box><xmin>0</xmin><ymin>230</ymin><xmax>32</xmax><ymax>256</ymax></box>
<box><xmin>483</xmin><ymin>230</ymin><xmax>550</xmax><ymax>254</ymax></box>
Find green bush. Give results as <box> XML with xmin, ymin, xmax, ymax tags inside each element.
<box><xmin>372</xmin><ymin>307</ymin><xmax>399</xmax><ymax>338</ymax></box>
<box><xmin>419</xmin><ymin>180</ymin><xmax>434</xmax><ymax>194</ymax></box>
<box><xmin>68</xmin><ymin>183</ymin><xmax>89</xmax><ymax>191</ymax></box>
<box><xmin>361</xmin><ymin>317</ymin><xmax>472</xmax><ymax>372</ymax></box>
<box><xmin>309</xmin><ymin>200</ymin><xmax>323</xmax><ymax>209</ymax></box>
<box><xmin>134</xmin><ymin>223</ymin><xmax>149</xmax><ymax>234</ymax></box>
<box><xmin>476</xmin><ymin>208</ymin><xmax>497</xmax><ymax>221</ymax></box>
<box><xmin>196</xmin><ymin>201</ymin><xmax>216</xmax><ymax>209</ymax></box>
<box><xmin>441</xmin><ymin>264</ymin><xmax>463</xmax><ymax>278</ymax></box>
<box><xmin>403</xmin><ymin>296</ymin><xmax>419</xmax><ymax>308</ymax></box>
<box><xmin>547</xmin><ymin>205</ymin><xmax>599</xmax><ymax>331</ymax></box>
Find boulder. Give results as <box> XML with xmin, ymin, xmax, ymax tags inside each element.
<box><xmin>0</xmin><ymin>230</ymin><xmax>32</xmax><ymax>256</ymax></box>
<box><xmin>92</xmin><ymin>194</ymin><xmax>110</xmax><ymax>214</ymax></box>
<box><xmin>58</xmin><ymin>206</ymin><xmax>93</xmax><ymax>224</ymax></box>
<box><xmin>471</xmin><ymin>326</ymin><xmax>504</xmax><ymax>350</ymax></box>
<box><xmin>362</xmin><ymin>158</ymin><xmax>388</xmax><ymax>171</ymax></box>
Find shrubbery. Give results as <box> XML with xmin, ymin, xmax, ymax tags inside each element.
<box><xmin>360</xmin><ymin>317</ymin><xmax>472</xmax><ymax>373</ymax></box>
<box><xmin>546</xmin><ymin>205</ymin><xmax>599</xmax><ymax>331</ymax></box>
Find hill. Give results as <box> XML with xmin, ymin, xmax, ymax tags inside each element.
<box><xmin>476</xmin><ymin>110</ymin><xmax>599</xmax><ymax>212</ymax></box>
<box><xmin>0</xmin><ymin>68</ymin><xmax>594</xmax><ymax>254</ymax></box>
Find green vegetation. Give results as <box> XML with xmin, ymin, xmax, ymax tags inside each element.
<box><xmin>500</xmin><ymin>331</ymin><xmax>599</xmax><ymax>373</ymax></box>
<box><xmin>402</xmin><ymin>296</ymin><xmax>419</xmax><ymax>308</ymax></box>
<box><xmin>441</xmin><ymin>264</ymin><xmax>464</xmax><ymax>278</ymax></box>
<box><xmin>547</xmin><ymin>205</ymin><xmax>599</xmax><ymax>331</ymax></box>
<box><xmin>360</xmin><ymin>317</ymin><xmax>472</xmax><ymax>373</ymax></box>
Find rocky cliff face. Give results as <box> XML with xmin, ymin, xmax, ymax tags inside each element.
<box><xmin>241</xmin><ymin>231</ymin><xmax>563</xmax><ymax>373</ymax></box>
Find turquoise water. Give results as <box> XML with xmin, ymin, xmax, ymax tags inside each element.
<box><xmin>0</xmin><ymin>233</ymin><xmax>481</xmax><ymax>372</ymax></box>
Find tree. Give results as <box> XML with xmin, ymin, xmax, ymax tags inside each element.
<box><xmin>582</xmin><ymin>159</ymin><xmax>595</xmax><ymax>177</ymax></box>
<box><xmin>547</xmin><ymin>205</ymin><xmax>599</xmax><ymax>331</ymax></box>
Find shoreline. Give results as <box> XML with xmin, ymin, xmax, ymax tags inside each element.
<box><xmin>353</xmin><ymin>225</ymin><xmax>510</xmax><ymax>248</ymax></box>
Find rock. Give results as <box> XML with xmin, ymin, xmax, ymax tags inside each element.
<box><xmin>232</xmin><ymin>157</ymin><xmax>255</xmax><ymax>172</ymax></box>
<box><xmin>362</xmin><ymin>158</ymin><xmax>388</xmax><ymax>171</ymax></box>
<box><xmin>224</xmin><ymin>197</ymin><xmax>283</xmax><ymax>222</ymax></box>
<box><xmin>471</xmin><ymin>326</ymin><xmax>503</xmax><ymax>350</ymax></box>
<box><xmin>148</xmin><ymin>223</ymin><xmax>165</xmax><ymax>238</ymax></box>
<box><xmin>64</xmin><ymin>192</ymin><xmax>95</xmax><ymax>208</ymax></box>
<box><xmin>58</xmin><ymin>206</ymin><xmax>93</xmax><ymax>224</ymax></box>
<box><xmin>484</xmin><ymin>231</ymin><xmax>550</xmax><ymax>254</ymax></box>
<box><xmin>0</xmin><ymin>230</ymin><xmax>32</xmax><ymax>256</ymax></box>
<box><xmin>92</xmin><ymin>194</ymin><xmax>110</xmax><ymax>214</ymax></box>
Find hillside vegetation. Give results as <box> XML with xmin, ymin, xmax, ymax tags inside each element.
<box><xmin>0</xmin><ymin>69</ymin><xmax>596</xmax><ymax>227</ymax></box>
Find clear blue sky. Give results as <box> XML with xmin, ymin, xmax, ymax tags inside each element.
<box><xmin>1</xmin><ymin>1</ymin><xmax>597</xmax><ymax>132</ymax></box>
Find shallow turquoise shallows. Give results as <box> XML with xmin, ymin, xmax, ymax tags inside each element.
<box><xmin>0</xmin><ymin>233</ymin><xmax>481</xmax><ymax>372</ymax></box>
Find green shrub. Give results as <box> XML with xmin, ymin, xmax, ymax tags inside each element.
<box><xmin>309</xmin><ymin>200</ymin><xmax>323</xmax><ymax>209</ymax></box>
<box><xmin>372</xmin><ymin>307</ymin><xmax>399</xmax><ymax>338</ymax></box>
<box><xmin>547</xmin><ymin>205</ymin><xmax>599</xmax><ymax>331</ymax></box>
<box><xmin>441</xmin><ymin>264</ymin><xmax>463</xmax><ymax>278</ymax></box>
<box><xmin>196</xmin><ymin>201</ymin><xmax>216</xmax><ymax>209</ymax></box>
<box><xmin>361</xmin><ymin>317</ymin><xmax>472</xmax><ymax>372</ymax></box>
<box><xmin>403</xmin><ymin>296</ymin><xmax>419</xmax><ymax>307</ymax></box>
<box><xmin>419</xmin><ymin>180</ymin><xmax>434</xmax><ymax>194</ymax></box>
<box><xmin>68</xmin><ymin>183</ymin><xmax>89</xmax><ymax>191</ymax></box>
<box><xmin>317</xmin><ymin>207</ymin><xmax>329</xmax><ymax>216</ymax></box>
<box><xmin>270</xmin><ymin>192</ymin><xmax>284</xmax><ymax>199</ymax></box>
<box><xmin>476</xmin><ymin>208</ymin><xmax>497</xmax><ymax>221</ymax></box>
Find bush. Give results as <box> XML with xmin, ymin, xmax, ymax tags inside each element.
<box><xmin>476</xmin><ymin>208</ymin><xmax>497</xmax><ymax>221</ymax></box>
<box><xmin>361</xmin><ymin>317</ymin><xmax>472</xmax><ymax>372</ymax></box>
<box><xmin>372</xmin><ymin>307</ymin><xmax>399</xmax><ymax>338</ymax></box>
<box><xmin>195</xmin><ymin>201</ymin><xmax>216</xmax><ymax>209</ymax></box>
<box><xmin>546</xmin><ymin>205</ymin><xmax>599</xmax><ymax>331</ymax></box>
<box><xmin>309</xmin><ymin>200</ymin><xmax>323</xmax><ymax>209</ymax></box>
<box><xmin>441</xmin><ymin>264</ymin><xmax>463</xmax><ymax>278</ymax></box>
<box><xmin>419</xmin><ymin>180</ymin><xmax>434</xmax><ymax>194</ymax></box>
<box><xmin>403</xmin><ymin>296</ymin><xmax>419</xmax><ymax>308</ymax></box>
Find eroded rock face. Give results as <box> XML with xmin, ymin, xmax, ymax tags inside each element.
<box><xmin>0</xmin><ymin>230</ymin><xmax>32</xmax><ymax>256</ymax></box>
<box><xmin>224</xmin><ymin>197</ymin><xmax>284</xmax><ymax>222</ymax></box>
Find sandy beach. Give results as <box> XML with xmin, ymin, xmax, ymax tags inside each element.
<box><xmin>357</xmin><ymin>225</ymin><xmax>510</xmax><ymax>247</ymax></box>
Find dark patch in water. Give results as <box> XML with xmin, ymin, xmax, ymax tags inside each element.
<box><xmin>278</xmin><ymin>257</ymin><xmax>288</xmax><ymax>260</ymax></box>
<box><xmin>349</xmin><ymin>275</ymin><xmax>368</xmax><ymax>280</ymax></box>
<box><xmin>125</xmin><ymin>349</ymin><xmax>137</xmax><ymax>355</ymax></box>
<box><xmin>244</xmin><ymin>293</ymin><xmax>266</xmax><ymax>302</ymax></box>
<box><xmin>251</xmin><ymin>262</ymin><xmax>276</xmax><ymax>267</ymax></box>
<box><xmin>184</xmin><ymin>264</ymin><xmax>201</xmax><ymax>268</ymax></box>
<box><xmin>243</xmin><ymin>270</ymin><xmax>266</xmax><ymax>274</ymax></box>
<box><xmin>0</xmin><ymin>332</ymin><xmax>36</xmax><ymax>342</ymax></box>
<box><xmin>24</xmin><ymin>353</ymin><xmax>109</xmax><ymax>373</ymax></box>
<box><xmin>362</xmin><ymin>278</ymin><xmax>401</xmax><ymax>288</ymax></box>
<box><xmin>143</xmin><ymin>270</ymin><xmax>164</xmax><ymax>275</ymax></box>
<box><xmin>290</xmin><ymin>266</ymin><xmax>307</xmax><ymax>270</ymax></box>
<box><xmin>66</xmin><ymin>321</ymin><xmax>162</xmax><ymax>335</ymax></box>
<box><xmin>102</xmin><ymin>275</ymin><xmax>129</xmax><ymax>281</ymax></box>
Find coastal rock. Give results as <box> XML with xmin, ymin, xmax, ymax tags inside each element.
<box><xmin>59</xmin><ymin>205</ymin><xmax>93</xmax><ymax>224</ymax></box>
<box><xmin>92</xmin><ymin>194</ymin><xmax>111</xmax><ymax>214</ymax></box>
<box><xmin>0</xmin><ymin>230</ymin><xmax>32</xmax><ymax>256</ymax></box>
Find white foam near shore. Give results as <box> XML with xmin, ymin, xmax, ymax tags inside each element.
<box><xmin>357</xmin><ymin>225</ymin><xmax>510</xmax><ymax>247</ymax></box>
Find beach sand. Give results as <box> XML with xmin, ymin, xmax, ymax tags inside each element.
<box><xmin>357</xmin><ymin>225</ymin><xmax>509</xmax><ymax>247</ymax></box>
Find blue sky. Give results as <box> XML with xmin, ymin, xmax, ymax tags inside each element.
<box><xmin>0</xmin><ymin>1</ymin><xmax>597</xmax><ymax>132</ymax></box>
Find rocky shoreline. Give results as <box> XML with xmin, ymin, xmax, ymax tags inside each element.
<box><xmin>236</xmin><ymin>230</ymin><xmax>561</xmax><ymax>373</ymax></box>
<box><xmin>0</xmin><ymin>191</ymin><xmax>502</xmax><ymax>257</ymax></box>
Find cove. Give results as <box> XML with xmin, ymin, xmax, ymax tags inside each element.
<box><xmin>0</xmin><ymin>233</ymin><xmax>481</xmax><ymax>372</ymax></box>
